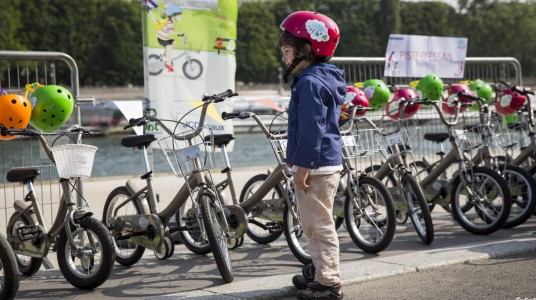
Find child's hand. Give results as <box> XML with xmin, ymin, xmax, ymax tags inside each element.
<box><xmin>293</xmin><ymin>167</ymin><xmax>310</xmax><ymax>192</ymax></box>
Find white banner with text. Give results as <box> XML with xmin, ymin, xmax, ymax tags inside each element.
<box><xmin>384</xmin><ymin>34</ymin><xmax>468</xmax><ymax>78</ymax></box>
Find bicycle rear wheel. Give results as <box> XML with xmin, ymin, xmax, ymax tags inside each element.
<box><xmin>239</xmin><ymin>174</ymin><xmax>284</xmax><ymax>244</ymax></box>
<box><xmin>103</xmin><ymin>186</ymin><xmax>145</xmax><ymax>266</ymax></box>
<box><xmin>402</xmin><ymin>173</ymin><xmax>434</xmax><ymax>244</ymax></box>
<box><xmin>0</xmin><ymin>233</ymin><xmax>19</xmax><ymax>300</ymax></box>
<box><xmin>199</xmin><ymin>194</ymin><xmax>234</xmax><ymax>283</ymax></box>
<box><xmin>177</xmin><ymin>199</ymin><xmax>211</xmax><ymax>255</ymax></box>
<box><xmin>344</xmin><ymin>176</ymin><xmax>396</xmax><ymax>253</ymax></box>
<box><xmin>451</xmin><ymin>167</ymin><xmax>512</xmax><ymax>234</ymax></box>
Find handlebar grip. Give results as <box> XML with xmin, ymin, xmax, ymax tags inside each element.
<box><xmin>124</xmin><ymin>117</ymin><xmax>147</xmax><ymax>130</ymax></box>
<box><xmin>221</xmin><ymin>111</ymin><xmax>250</xmax><ymax>120</ymax></box>
<box><xmin>457</xmin><ymin>91</ymin><xmax>482</xmax><ymax>102</ymax></box>
<box><xmin>202</xmin><ymin>89</ymin><xmax>238</xmax><ymax>102</ymax></box>
<box><xmin>511</xmin><ymin>86</ymin><xmax>535</xmax><ymax>95</ymax></box>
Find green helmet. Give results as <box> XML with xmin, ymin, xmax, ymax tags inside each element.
<box><xmin>361</xmin><ymin>79</ymin><xmax>391</xmax><ymax>111</ymax></box>
<box><xmin>29</xmin><ymin>85</ymin><xmax>74</xmax><ymax>133</ymax></box>
<box><xmin>468</xmin><ymin>79</ymin><xmax>493</xmax><ymax>111</ymax></box>
<box><xmin>416</xmin><ymin>74</ymin><xmax>444</xmax><ymax>100</ymax></box>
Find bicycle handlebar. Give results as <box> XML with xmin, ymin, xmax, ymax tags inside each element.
<box><xmin>221</xmin><ymin>111</ymin><xmax>287</xmax><ymax>139</ymax></box>
<box><xmin>125</xmin><ymin>89</ymin><xmax>238</xmax><ymax>140</ymax></box>
<box><xmin>410</xmin><ymin>97</ymin><xmax>462</xmax><ymax>127</ymax></box>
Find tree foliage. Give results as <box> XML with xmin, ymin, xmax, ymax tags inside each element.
<box><xmin>1</xmin><ymin>0</ymin><xmax>535</xmax><ymax>86</ymax></box>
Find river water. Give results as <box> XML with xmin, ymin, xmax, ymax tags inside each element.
<box><xmin>86</xmin><ymin>131</ymin><xmax>278</xmax><ymax>177</ymax></box>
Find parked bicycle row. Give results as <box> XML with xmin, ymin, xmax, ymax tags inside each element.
<box><xmin>0</xmin><ymin>75</ymin><xmax>535</xmax><ymax>298</ymax></box>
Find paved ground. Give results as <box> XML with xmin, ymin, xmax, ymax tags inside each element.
<box><xmin>9</xmin><ymin>167</ymin><xmax>536</xmax><ymax>299</ymax></box>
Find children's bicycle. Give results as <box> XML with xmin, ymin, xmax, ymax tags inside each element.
<box><xmin>409</xmin><ymin>98</ymin><xmax>512</xmax><ymax>235</ymax></box>
<box><xmin>338</xmin><ymin>107</ymin><xmax>397</xmax><ymax>252</ymax></box>
<box><xmin>0</xmin><ymin>126</ymin><xmax>115</xmax><ymax>290</ymax></box>
<box><xmin>363</xmin><ymin>108</ymin><xmax>434</xmax><ymax>244</ymax></box>
<box><xmin>0</xmin><ymin>233</ymin><xmax>19</xmax><ymax>299</ymax></box>
<box><xmin>455</xmin><ymin>91</ymin><xmax>536</xmax><ymax>228</ymax></box>
<box><xmin>103</xmin><ymin>89</ymin><xmax>242</xmax><ymax>283</ymax></box>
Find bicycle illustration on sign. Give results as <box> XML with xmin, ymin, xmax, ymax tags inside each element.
<box><xmin>147</xmin><ymin>34</ymin><xmax>204</xmax><ymax>78</ymax></box>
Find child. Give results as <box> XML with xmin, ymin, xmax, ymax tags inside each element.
<box><xmin>152</xmin><ymin>4</ymin><xmax>185</xmax><ymax>72</ymax></box>
<box><xmin>279</xmin><ymin>11</ymin><xmax>346</xmax><ymax>300</ymax></box>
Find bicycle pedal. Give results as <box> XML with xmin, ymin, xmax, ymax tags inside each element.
<box><xmin>17</xmin><ymin>225</ymin><xmax>41</xmax><ymax>241</ymax></box>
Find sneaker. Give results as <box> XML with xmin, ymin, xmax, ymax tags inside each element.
<box><xmin>165</xmin><ymin>62</ymin><xmax>174</xmax><ymax>72</ymax></box>
<box><xmin>297</xmin><ymin>281</ymin><xmax>343</xmax><ymax>300</ymax></box>
<box><xmin>292</xmin><ymin>263</ymin><xmax>315</xmax><ymax>289</ymax></box>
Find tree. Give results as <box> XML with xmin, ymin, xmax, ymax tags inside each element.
<box><xmin>236</xmin><ymin>2</ymin><xmax>280</xmax><ymax>83</ymax></box>
<box><xmin>379</xmin><ymin>0</ymin><xmax>401</xmax><ymax>50</ymax></box>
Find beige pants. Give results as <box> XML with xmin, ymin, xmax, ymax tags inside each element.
<box><xmin>295</xmin><ymin>172</ymin><xmax>341</xmax><ymax>286</ymax></box>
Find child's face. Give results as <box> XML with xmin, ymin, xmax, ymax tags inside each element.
<box><xmin>280</xmin><ymin>46</ymin><xmax>296</xmax><ymax>68</ymax></box>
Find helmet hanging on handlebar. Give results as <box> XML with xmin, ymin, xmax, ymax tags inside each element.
<box><xmin>29</xmin><ymin>85</ymin><xmax>74</xmax><ymax>133</ymax></box>
<box><xmin>0</xmin><ymin>94</ymin><xmax>32</xmax><ymax>140</ymax></box>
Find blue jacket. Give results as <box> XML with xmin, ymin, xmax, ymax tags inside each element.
<box><xmin>286</xmin><ymin>63</ymin><xmax>346</xmax><ymax>169</ymax></box>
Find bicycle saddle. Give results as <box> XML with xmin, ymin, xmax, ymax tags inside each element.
<box><xmin>423</xmin><ymin>133</ymin><xmax>449</xmax><ymax>143</ymax></box>
<box><xmin>6</xmin><ymin>167</ymin><xmax>41</xmax><ymax>183</ymax></box>
<box><xmin>121</xmin><ymin>134</ymin><xmax>157</xmax><ymax>149</ymax></box>
<box><xmin>205</xmin><ymin>134</ymin><xmax>235</xmax><ymax>147</ymax></box>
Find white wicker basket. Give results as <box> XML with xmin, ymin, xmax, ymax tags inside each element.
<box><xmin>158</xmin><ymin>128</ymin><xmax>215</xmax><ymax>178</ymax></box>
<box><xmin>51</xmin><ymin>144</ymin><xmax>98</xmax><ymax>178</ymax></box>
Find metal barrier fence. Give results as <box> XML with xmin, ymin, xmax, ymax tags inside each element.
<box><xmin>0</xmin><ymin>52</ymin><xmax>525</xmax><ymax>232</ymax></box>
<box><xmin>331</xmin><ymin>56</ymin><xmax>522</xmax><ymax>86</ymax></box>
<box><xmin>0</xmin><ymin>50</ymin><xmax>95</xmax><ymax>233</ymax></box>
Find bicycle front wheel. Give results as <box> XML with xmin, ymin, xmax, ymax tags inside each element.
<box><xmin>283</xmin><ymin>201</ymin><xmax>312</xmax><ymax>265</ymax></box>
<box><xmin>199</xmin><ymin>194</ymin><xmax>234</xmax><ymax>283</ymax></box>
<box><xmin>451</xmin><ymin>166</ymin><xmax>512</xmax><ymax>235</ymax></box>
<box><xmin>402</xmin><ymin>173</ymin><xmax>434</xmax><ymax>244</ymax></box>
<box><xmin>344</xmin><ymin>176</ymin><xmax>396</xmax><ymax>253</ymax></box>
<box><xmin>57</xmin><ymin>217</ymin><xmax>115</xmax><ymax>290</ymax></box>
<box><xmin>0</xmin><ymin>233</ymin><xmax>19</xmax><ymax>300</ymax></box>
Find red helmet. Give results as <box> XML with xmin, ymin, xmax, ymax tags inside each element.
<box><xmin>441</xmin><ymin>84</ymin><xmax>473</xmax><ymax>115</ymax></box>
<box><xmin>495</xmin><ymin>89</ymin><xmax>527</xmax><ymax>116</ymax></box>
<box><xmin>386</xmin><ymin>88</ymin><xmax>420</xmax><ymax>120</ymax></box>
<box><xmin>343</xmin><ymin>86</ymin><xmax>369</xmax><ymax>117</ymax></box>
<box><xmin>280</xmin><ymin>11</ymin><xmax>340</xmax><ymax>57</ymax></box>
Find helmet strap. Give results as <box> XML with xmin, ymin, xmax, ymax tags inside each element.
<box><xmin>283</xmin><ymin>56</ymin><xmax>305</xmax><ymax>84</ymax></box>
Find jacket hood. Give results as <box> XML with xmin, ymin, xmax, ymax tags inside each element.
<box><xmin>299</xmin><ymin>63</ymin><xmax>346</xmax><ymax>105</ymax></box>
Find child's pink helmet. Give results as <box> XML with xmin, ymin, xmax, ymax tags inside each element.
<box><xmin>280</xmin><ymin>11</ymin><xmax>340</xmax><ymax>57</ymax></box>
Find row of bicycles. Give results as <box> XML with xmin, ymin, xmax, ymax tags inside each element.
<box><xmin>1</xmin><ymin>79</ymin><xmax>536</xmax><ymax>297</ymax></box>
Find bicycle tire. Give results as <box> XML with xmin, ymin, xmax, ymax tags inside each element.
<box><xmin>402</xmin><ymin>173</ymin><xmax>434</xmax><ymax>244</ymax></box>
<box><xmin>177</xmin><ymin>199</ymin><xmax>212</xmax><ymax>255</ymax></box>
<box><xmin>411</xmin><ymin>160</ymin><xmax>452</xmax><ymax>213</ymax></box>
<box><xmin>57</xmin><ymin>217</ymin><xmax>115</xmax><ymax>290</ymax></box>
<box><xmin>0</xmin><ymin>233</ymin><xmax>19</xmax><ymax>300</ymax></box>
<box><xmin>103</xmin><ymin>186</ymin><xmax>146</xmax><ymax>266</ymax></box>
<box><xmin>498</xmin><ymin>164</ymin><xmax>536</xmax><ymax>228</ymax></box>
<box><xmin>283</xmin><ymin>200</ymin><xmax>312</xmax><ymax>265</ymax></box>
<box><xmin>199</xmin><ymin>194</ymin><xmax>234</xmax><ymax>283</ymax></box>
<box><xmin>451</xmin><ymin>166</ymin><xmax>512</xmax><ymax>235</ymax></box>
<box><xmin>239</xmin><ymin>174</ymin><xmax>284</xmax><ymax>244</ymax></box>
<box><xmin>8</xmin><ymin>212</ymin><xmax>42</xmax><ymax>276</ymax></box>
<box><xmin>365</xmin><ymin>165</ymin><xmax>409</xmax><ymax>224</ymax></box>
<box><xmin>527</xmin><ymin>164</ymin><xmax>536</xmax><ymax>216</ymax></box>
<box><xmin>344</xmin><ymin>175</ymin><xmax>396</xmax><ymax>253</ymax></box>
